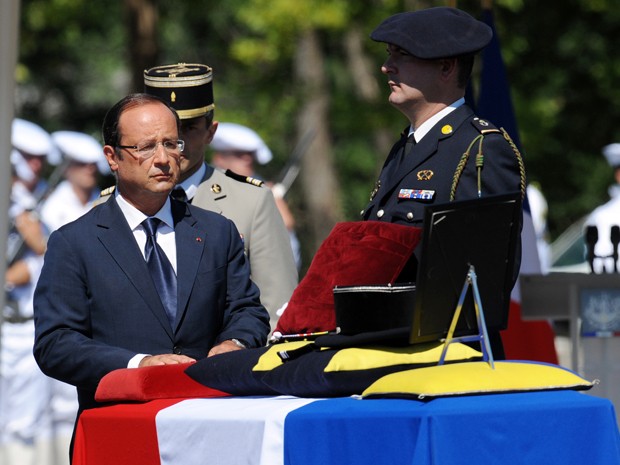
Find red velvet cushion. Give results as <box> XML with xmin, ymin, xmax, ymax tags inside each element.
<box><xmin>275</xmin><ymin>221</ymin><xmax>422</xmax><ymax>334</ymax></box>
<box><xmin>95</xmin><ymin>363</ymin><xmax>230</xmax><ymax>402</ymax></box>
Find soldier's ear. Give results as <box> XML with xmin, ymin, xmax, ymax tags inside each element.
<box><xmin>205</xmin><ymin>120</ymin><xmax>219</xmax><ymax>145</ymax></box>
<box><xmin>103</xmin><ymin>145</ymin><xmax>119</xmax><ymax>172</ymax></box>
<box><xmin>438</xmin><ymin>58</ymin><xmax>457</xmax><ymax>81</ymax></box>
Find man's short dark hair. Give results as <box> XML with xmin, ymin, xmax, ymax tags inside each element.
<box><xmin>102</xmin><ymin>93</ymin><xmax>181</xmax><ymax>153</ymax></box>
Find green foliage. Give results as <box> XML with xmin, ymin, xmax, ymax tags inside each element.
<box><xmin>498</xmin><ymin>0</ymin><xmax>620</xmax><ymax>237</ymax></box>
<box><xmin>14</xmin><ymin>0</ymin><xmax>620</xmax><ymax>252</ymax></box>
<box><xmin>18</xmin><ymin>0</ymin><xmax>125</xmax><ymax>135</ymax></box>
<box><xmin>229</xmin><ymin>0</ymin><xmax>350</xmax><ymax>64</ymax></box>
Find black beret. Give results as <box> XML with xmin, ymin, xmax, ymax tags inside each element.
<box><xmin>370</xmin><ymin>7</ymin><xmax>492</xmax><ymax>59</ymax></box>
<box><xmin>144</xmin><ymin>63</ymin><xmax>214</xmax><ymax>120</ymax></box>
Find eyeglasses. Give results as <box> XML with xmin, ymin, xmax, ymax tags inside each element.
<box><xmin>116</xmin><ymin>140</ymin><xmax>185</xmax><ymax>160</ymax></box>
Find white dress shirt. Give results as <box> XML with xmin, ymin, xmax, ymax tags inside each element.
<box><xmin>115</xmin><ymin>191</ymin><xmax>177</xmax><ymax>367</ymax></box>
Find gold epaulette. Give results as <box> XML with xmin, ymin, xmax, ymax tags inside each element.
<box><xmin>91</xmin><ymin>185</ymin><xmax>115</xmax><ymax>207</ymax></box>
<box><xmin>100</xmin><ymin>185</ymin><xmax>116</xmax><ymax>197</ymax></box>
<box><xmin>224</xmin><ymin>169</ymin><xmax>265</xmax><ymax>187</ymax></box>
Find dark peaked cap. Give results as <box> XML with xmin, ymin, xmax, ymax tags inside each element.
<box><xmin>370</xmin><ymin>7</ymin><xmax>492</xmax><ymax>59</ymax></box>
<box><xmin>144</xmin><ymin>63</ymin><xmax>214</xmax><ymax>120</ymax></box>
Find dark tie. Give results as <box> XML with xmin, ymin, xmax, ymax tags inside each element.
<box><xmin>384</xmin><ymin>134</ymin><xmax>416</xmax><ymax>181</ymax></box>
<box><xmin>171</xmin><ymin>187</ymin><xmax>188</xmax><ymax>203</ymax></box>
<box><xmin>142</xmin><ymin>218</ymin><xmax>177</xmax><ymax>327</ymax></box>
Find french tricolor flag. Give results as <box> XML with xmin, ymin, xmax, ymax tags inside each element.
<box><xmin>73</xmin><ymin>365</ymin><xmax>323</xmax><ymax>465</ymax></box>
<box><xmin>74</xmin><ymin>395</ymin><xmax>322</xmax><ymax>465</ymax></box>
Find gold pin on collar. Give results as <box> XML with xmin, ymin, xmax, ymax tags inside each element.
<box><xmin>211</xmin><ymin>184</ymin><xmax>222</xmax><ymax>194</ymax></box>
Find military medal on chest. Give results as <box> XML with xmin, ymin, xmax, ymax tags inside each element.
<box><xmin>398</xmin><ymin>189</ymin><xmax>435</xmax><ymax>200</ymax></box>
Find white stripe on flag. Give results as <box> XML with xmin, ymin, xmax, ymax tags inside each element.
<box><xmin>155</xmin><ymin>396</ymin><xmax>320</xmax><ymax>465</ymax></box>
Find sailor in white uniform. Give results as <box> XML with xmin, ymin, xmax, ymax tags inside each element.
<box><xmin>2</xmin><ymin>118</ymin><xmax>59</xmax><ymax>465</ymax></box>
<box><xmin>210</xmin><ymin>122</ymin><xmax>302</xmax><ymax>270</ymax></box>
<box><xmin>585</xmin><ymin>143</ymin><xmax>620</xmax><ymax>273</ymax></box>
<box><xmin>41</xmin><ymin>131</ymin><xmax>108</xmax><ymax>231</ymax></box>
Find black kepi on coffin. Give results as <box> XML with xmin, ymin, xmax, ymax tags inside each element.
<box><xmin>315</xmin><ymin>282</ymin><xmax>416</xmax><ymax>348</ymax></box>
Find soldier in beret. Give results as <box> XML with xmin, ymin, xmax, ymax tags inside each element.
<box><xmin>362</xmin><ymin>7</ymin><xmax>526</xmax><ymax>358</ymax></box>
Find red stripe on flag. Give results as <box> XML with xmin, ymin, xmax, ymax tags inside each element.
<box><xmin>73</xmin><ymin>398</ymin><xmax>182</xmax><ymax>465</ymax></box>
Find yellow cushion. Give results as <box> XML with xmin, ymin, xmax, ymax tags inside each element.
<box><xmin>255</xmin><ymin>342</ymin><xmax>482</xmax><ymax>398</ymax></box>
<box><xmin>362</xmin><ymin>361</ymin><xmax>594</xmax><ymax>400</ymax></box>
<box><xmin>324</xmin><ymin>342</ymin><xmax>481</xmax><ymax>372</ymax></box>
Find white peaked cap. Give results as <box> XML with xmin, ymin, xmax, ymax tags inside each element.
<box><xmin>211</xmin><ymin>122</ymin><xmax>273</xmax><ymax>165</ymax></box>
<box><xmin>12</xmin><ymin>118</ymin><xmax>61</xmax><ymax>165</ymax></box>
<box><xmin>52</xmin><ymin>131</ymin><xmax>109</xmax><ymax>174</ymax></box>
<box><xmin>603</xmin><ymin>143</ymin><xmax>620</xmax><ymax>168</ymax></box>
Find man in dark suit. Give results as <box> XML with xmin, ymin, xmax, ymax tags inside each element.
<box><xmin>33</xmin><ymin>93</ymin><xmax>270</xmax><ymax>414</ymax></box>
<box><xmin>361</xmin><ymin>7</ymin><xmax>526</xmax><ymax>358</ymax></box>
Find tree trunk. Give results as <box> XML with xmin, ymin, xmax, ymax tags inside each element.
<box><xmin>124</xmin><ymin>0</ymin><xmax>159</xmax><ymax>92</ymax></box>
<box><xmin>294</xmin><ymin>29</ymin><xmax>343</xmax><ymax>256</ymax></box>
<box><xmin>343</xmin><ymin>25</ymin><xmax>394</xmax><ymax>183</ymax></box>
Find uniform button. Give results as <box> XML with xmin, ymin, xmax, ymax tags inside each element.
<box><xmin>377</xmin><ymin>209</ymin><xmax>384</xmax><ymax>218</ymax></box>
<box><xmin>173</xmin><ymin>346</ymin><xmax>182</xmax><ymax>355</ymax></box>
<box><xmin>406</xmin><ymin>212</ymin><xmax>414</xmax><ymax>221</ymax></box>
<box><xmin>360</xmin><ymin>210</ymin><xmax>365</xmax><ymax>216</ymax></box>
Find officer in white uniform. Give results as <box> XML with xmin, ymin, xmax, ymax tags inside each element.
<box><xmin>2</xmin><ymin>119</ymin><xmax>59</xmax><ymax>465</ymax></box>
<box><xmin>585</xmin><ymin>143</ymin><xmax>620</xmax><ymax>273</ymax></box>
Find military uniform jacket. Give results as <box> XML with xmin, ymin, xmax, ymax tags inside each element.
<box><xmin>362</xmin><ymin>105</ymin><xmax>525</xmax><ymax>359</ymax></box>
<box><xmin>192</xmin><ymin>166</ymin><xmax>298</xmax><ymax>329</ymax></box>
<box><xmin>362</xmin><ymin>105</ymin><xmax>525</xmax><ymax>226</ymax></box>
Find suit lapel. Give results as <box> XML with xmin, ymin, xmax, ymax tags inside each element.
<box><xmin>95</xmin><ymin>198</ymin><xmax>174</xmax><ymax>337</ymax></box>
<box><xmin>171</xmin><ymin>199</ymin><xmax>206</xmax><ymax>332</ymax></box>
